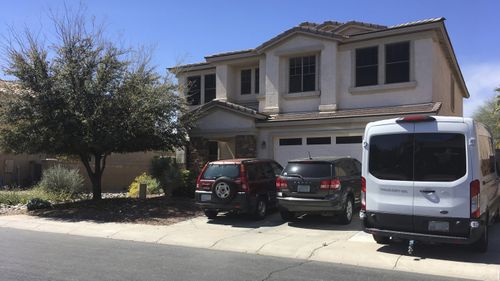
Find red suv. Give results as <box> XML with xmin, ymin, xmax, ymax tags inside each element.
<box><xmin>195</xmin><ymin>159</ymin><xmax>283</xmax><ymax>220</ymax></box>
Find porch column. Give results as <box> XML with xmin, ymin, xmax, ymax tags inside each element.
<box><xmin>215</xmin><ymin>64</ymin><xmax>228</xmax><ymax>101</ymax></box>
<box><xmin>235</xmin><ymin>135</ymin><xmax>257</xmax><ymax>158</ymax></box>
<box><xmin>264</xmin><ymin>53</ymin><xmax>280</xmax><ymax>114</ymax></box>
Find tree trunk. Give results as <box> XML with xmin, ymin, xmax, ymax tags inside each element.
<box><xmin>79</xmin><ymin>153</ymin><xmax>108</xmax><ymax>201</ymax></box>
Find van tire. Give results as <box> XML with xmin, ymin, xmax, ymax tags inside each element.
<box><xmin>472</xmin><ymin>223</ymin><xmax>489</xmax><ymax>253</ymax></box>
<box><xmin>204</xmin><ymin>210</ymin><xmax>218</xmax><ymax>219</ymax></box>
<box><xmin>280</xmin><ymin>209</ymin><xmax>297</xmax><ymax>222</ymax></box>
<box><xmin>339</xmin><ymin>196</ymin><xmax>354</xmax><ymax>225</ymax></box>
<box><xmin>372</xmin><ymin>234</ymin><xmax>391</xmax><ymax>244</ymax></box>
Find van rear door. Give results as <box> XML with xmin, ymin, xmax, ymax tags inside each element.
<box><xmin>365</xmin><ymin>122</ymin><xmax>414</xmax><ymax>232</ymax></box>
<box><xmin>412</xmin><ymin>122</ymin><xmax>470</xmax><ymax>235</ymax></box>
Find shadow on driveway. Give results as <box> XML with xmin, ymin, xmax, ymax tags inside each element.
<box><xmin>376</xmin><ymin>223</ymin><xmax>500</xmax><ymax>265</ymax></box>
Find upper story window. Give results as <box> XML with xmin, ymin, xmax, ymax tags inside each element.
<box><xmin>289</xmin><ymin>55</ymin><xmax>316</xmax><ymax>93</ymax></box>
<box><xmin>204</xmin><ymin>74</ymin><xmax>216</xmax><ymax>103</ymax></box>
<box><xmin>355</xmin><ymin>46</ymin><xmax>378</xmax><ymax>87</ymax></box>
<box><xmin>187</xmin><ymin>76</ymin><xmax>201</xmax><ymax>105</ymax></box>
<box><xmin>354</xmin><ymin>41</ymin><xmax>411</xmax><ymax>88</ymax></box>
<box><xmin>385</xmin><ymin>42</ymin><xmax>410</xmax><ymax>84</ymax></box>
<box><xmin>255</xmin><ymin>68</ymin><xmax>260</xmax><ymax>94</ymax></box>
<box><xmin>241</xmin><ymin>69</ymin><xmax>252</xmax><ymax>95</ymax></box>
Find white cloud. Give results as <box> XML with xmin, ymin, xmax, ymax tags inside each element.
<box><xmin>462</xmin><ymin>62</ymin><xmax>500</xmax><ymax>117</ymax></box>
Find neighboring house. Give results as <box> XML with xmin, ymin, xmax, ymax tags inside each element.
<box><xmin>170</xmin><ymin>18</ymin><xmax>469</xmax><ymax>169</ymax></box>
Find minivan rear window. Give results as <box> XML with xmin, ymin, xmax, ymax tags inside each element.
<box><xmin>202</xmin><ymin>164</ymin><xmax>240</xmax><ymax>179</ymax></box>
<box><xmin>369</xmin><ymin>133</ymin><xmax>466</xmax><ymax>182</ymax></box>
<box><xmin>283</xmin><ymin>162</ymin><xmax>332</xmax><ymax>178</ymax></box>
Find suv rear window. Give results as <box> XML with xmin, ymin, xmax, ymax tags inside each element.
<box><xmin>283</xmin><ymin>162</ymin><xmax>332</xmax><ymax>178</ymax></box>
<box><xmin>369</xmin><ymin>133</ymin><xmax>466</xmax><ymax>182</ymax></box>
<box><xmin>202</xmin><ymin>164</ymin><xmax>240</xmax><ymax>179</ymax></box>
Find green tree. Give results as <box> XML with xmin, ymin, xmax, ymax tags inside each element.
<box><xmin>473</xmin><ymin>93</ymin><xmax>500</xmax><ymax>148</ymax></box>
<box><xmin>0</xmin><ymin>9</ymin><xmax>190</xmax><ymax>200</ymax></box>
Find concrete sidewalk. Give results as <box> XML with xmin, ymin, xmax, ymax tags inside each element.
<box><xmin>0</xmin><ymin>213</ymin><xmax>499</xmax><ymax>281</ymax></box>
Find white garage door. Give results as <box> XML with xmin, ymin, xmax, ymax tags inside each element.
<box><xmin>273</xmin><ymin>135</ymin><xmax>362</xmax><ymax>167</ymax></box>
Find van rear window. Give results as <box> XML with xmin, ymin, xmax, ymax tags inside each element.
<box><xmin>369</xmin><ymin>133</ymin><xmax>466</xmax><ymax>182</ymax></box>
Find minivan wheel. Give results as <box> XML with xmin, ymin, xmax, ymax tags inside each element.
<box><xmin>472</xmin><ymin>223</ymin><xmax>489</xmax><ymax>253</ymax></box>
<box><xmin>339</xmin><ymin>196</ymin><xmax>354</xmax><ymax>225</ymax></box>
<box><xmin>204</xmin><ymin>210</ymin><xmax>218</xmax><ymax>220</ymax></box>
<box><xmin>280</xmin><ymin>209</ymin><xmax>297</xmax><ymax>222</ymax></box>
<box><xmin>253</xmin><ymin>197</ymin><xmax>267</xmax><ymax>220</ymax></box>
<box><xmin>372</xmin><ymin>234</ymin><xmax>391</xmax><ymax>245</ymax></box>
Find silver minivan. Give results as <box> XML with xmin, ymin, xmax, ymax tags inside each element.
<box><xmin>360</xmin><ymin>115</ymin><xmax>500</xmax><ymax>252</ymax></box>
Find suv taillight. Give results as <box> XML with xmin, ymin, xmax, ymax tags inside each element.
<box><xmin>320</xmin><ymin>179</ymin><xmax>341</xmax><ymax>190</ymax></box>
<box><xmin>361</xmin><ymin>176</ymin><xmax>366</xmax><ymax>211</ymax></box>
<box><xmin>240</xmin><ymin>165</ymin><xmax>249</xmax><ymax>191</ymax></box>
<box><xmin>276</xmin><ymin>176</ymin><xmax>288</xmax><ymax>190</ymax></box>
<box><xmin>196</xmin><ymin>163</ymin><xmax>209</xmax><ymax>191</ymax></box>
<box><xmin>470</xmin><ymin>179</ymin><xmax>480</xmax><ymax>218</ymax></box>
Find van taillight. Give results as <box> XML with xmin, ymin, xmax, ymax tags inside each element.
<box><xmin>320</xmin><ymin>179</ymin><xmax>341</xmax><ymax>190</ymax></box>
<box><xmin>196</xmin><ymin>163</ymin><xmax>209</xmax><ymax>191</ymax></box>
<box><xmin>276</xmin><ymin>177</ymin><xmax>288</xmax><ymax>190</ymax></box>
<box><xmin>361</xmin><ymin>176</ymin><xmax>366</xmax><ymax>211</ymax></box>
<box><xmin>240</xmin><ymin>165</ymin><xmax>249</xmax><ymax>191</ymax></box>
<box><xmin>470</xmin><ymin>179</ymin><xmax>480</xmax><ymax>218</ymax></box>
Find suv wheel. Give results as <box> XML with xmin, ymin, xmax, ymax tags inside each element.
<box><xmin>280</xmin><ymin>209</ymin><xmax>297</xmax><ymax>222</ymax></box>
<box><xmin>253</xmin><ymin>197</ymin><xmax>267</xmax><ymax>220</ymax></box>
<box><xmin>204</xmin><ymin>210</ymin><xmax>218</xmax><ymax>219</ymax></box>
<box><xmin>372</xmin><ymin>234</ymin><xmax>391</xmax><ymax>244</ymax></box>
<box><xmin>339</xmin><ymin>196</ymin><xmax>354</xmax><ymax>225</ymax></box>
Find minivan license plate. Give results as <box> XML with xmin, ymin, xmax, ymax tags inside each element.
<box><xmin>297</xmin><ymin>185</ymin><xmax>310</xmax><ymax>193</ymax></box>
<box><xmin>201</xmin><ymin>194</ymin><xmax>211</xmax><ymax>202</ymax></box>
<box><xmin>428</xmin><ymin>221</ymin><xmax>449</xmax><ymax>232</ymax></box>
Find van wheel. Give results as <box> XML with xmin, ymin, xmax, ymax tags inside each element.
<box><xmin>204</xmin><ymin>210</ymin><xmax>218</xmax><ymax>219</ymax></box>
<box><xmin>339</xmin><ymin>196</ymin><xmax>354</xmax><ymax>225</ymax></box>
<box><xmin>472</xmin><ymin>223</ymin><xmax>489</xmax><ymax>253</ymax></box>
<box><xmin>280</xmin><ymin>210</ymin><xmax>297</xmax><ymax>222</ymax></box>
<box><xmin>372</xmin><ymin>234</ymin><xmax>391</xmax><ymax>244</ymax></box>
<box><xmin>253</xmin><ymin>197</ymin><xmax>267</xmax><ymax>220</ymax></box>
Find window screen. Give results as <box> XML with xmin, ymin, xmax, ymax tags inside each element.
<box><xmin>241</xmin><ymin>69</ymin><xmax>252</xmax><ymax>95</ymax></box>
<box><xmin>289</xmin><ymin>55</ymin><xmax>316</xmax><ymax>93</ymax></box>
<box><xmin>204</xmin><ymin>74</ymin><xmax>216</xmax><ymax>103</ymax></box>
<box><xmin>385</xmin><ymin>42</ymin><xmax>410</xmax><ymax>84</ymax></box>
<box><xmin>355</xmin><ymin>46</ymin><xmax>378</xmax><ymax>87</ymax></box>
<box><xmin>187</xmin><ymin>76</ymin><xmax>201</xmax><ymax>105</ymax></box>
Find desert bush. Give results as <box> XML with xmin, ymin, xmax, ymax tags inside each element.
<box><xmin>172</xmin><ymin>169</ymin><xmax>196</xmax><ymax>198</ymax></box>
<box><xmin>151</xmin><ymin>156</ymin><xmax>182</xmax><ymax>196</ymax></box>
<box><xmin>0</xmin><ymin>186</ymin><xmax>70</xmax><ymax>205</ymax></box>
<box><xmin>38</xmin><ymin>165</ymin><xmax>85</xmax><ymax>197</ymax></box>
<box><xmin>127</xmin><ymin>173</ymin><xmax>161</xmax><ymax>197</ymax></box>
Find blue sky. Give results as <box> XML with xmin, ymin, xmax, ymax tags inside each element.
<box><xmin>1</xmin><ymin>0</ymin><xmax>499</xmax><ymax>117</ymax></box>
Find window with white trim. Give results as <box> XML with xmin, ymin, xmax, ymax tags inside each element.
<box><xmin>289</xmin><ymin>55</ymin><xmax>316</xmax><ymax>93</ymax></box>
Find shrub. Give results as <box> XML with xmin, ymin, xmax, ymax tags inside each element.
<box><xmin>172</xmin><ymin>169</ymin><xmax>196</xmax><ymax>198</ymax></box>
<box><xmin>127</xmin><ymin>173</ymin><xmax>161</xmax><ymax>197</ymax></box>
<box><xmin>0</xmin><ymin>186</ymin><xmax>70</xmax><ymax>205</ymax></box>
<box><xmin>38</xmin><ymin>165</ymin><xmax>85</xmax><ymax>197</ymax></box>
<box><xmin>151</xmin><ymin>156</ymin><xmax>182</xmax><ymax>196</ymax></box>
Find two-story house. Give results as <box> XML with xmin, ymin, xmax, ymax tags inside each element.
<box><xmin>170</xmin><ymin>18</ymin><xmax>469</xmax><ymax>170</ymax></box>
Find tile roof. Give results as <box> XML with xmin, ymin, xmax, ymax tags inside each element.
<box><xmin>191</xmin><ymin>99</ymin><xmax>268</xmax><ymax>120</ymax></box>
<box><xmin>262</xmin><ymin>102</ymin><xmax>442</xmax><ymax>123</ymax></box>
<box><xmin>388</xmin><ymin>17</ymin><xmax>445</xmax><ymax>29</ymax></box>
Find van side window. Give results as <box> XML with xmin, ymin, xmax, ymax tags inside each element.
<box><xmin>369</xmin><ymin>134</ymin><xmax>413</xmax><ymax>180</ymax></box>
<box><xmin>479</xmin><ymin>135</ymin><xmax>495</xmax><ymax>176</ymax></box>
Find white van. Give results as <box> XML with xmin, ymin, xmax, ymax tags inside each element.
<box><xmin>360</xmin><ymin>115</ymin><xmax>499</xmax><ymax>252</ymax></box>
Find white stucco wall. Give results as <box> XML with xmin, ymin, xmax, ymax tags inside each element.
<box><xmin>431</xmin><ymin>40</ymin><xmax>464</xmax><ymax>116</ymax></box>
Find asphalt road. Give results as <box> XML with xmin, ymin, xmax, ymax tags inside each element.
<box><xmin>0</xmin><ymin>227</ymin><xmax>473</xmax><ymax>281</ymax></box>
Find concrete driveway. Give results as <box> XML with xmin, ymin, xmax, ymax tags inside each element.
<box><xmin>0</xmin><ymin>211</ymin><xmax>499</xmax><ymax>281</ymax></box>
